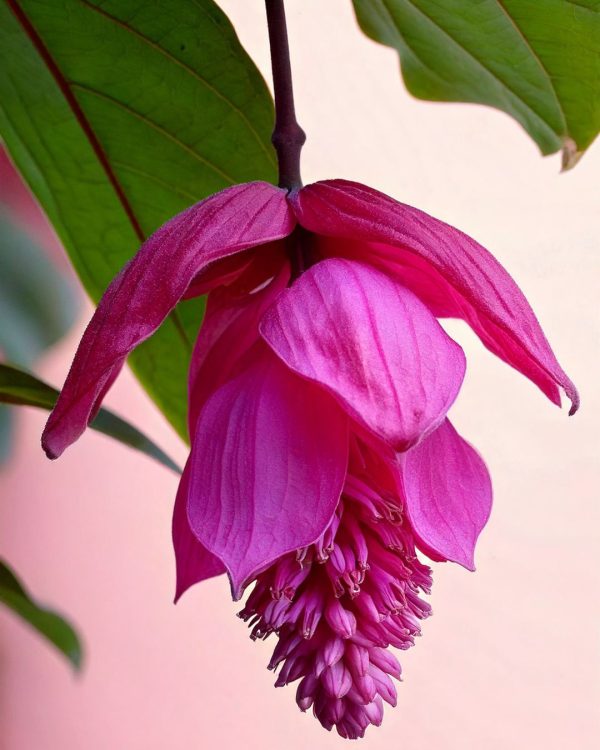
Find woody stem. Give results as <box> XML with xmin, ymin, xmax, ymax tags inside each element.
<box><xmin>265</xmin><ymin>0</ymin><xmax>306</xmax><ymax>191</ymax></box>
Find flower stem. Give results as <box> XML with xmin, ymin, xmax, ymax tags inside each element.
<box><xmin>265</xmin><ymin>0</ymin><xmax>306</xmax><ymax>190</ymax></box>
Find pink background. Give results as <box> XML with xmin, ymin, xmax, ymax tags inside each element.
<box><xmin>1</xmin><ymin>1</ymin><xmax>599</xmax><ymax>747</ymax></box>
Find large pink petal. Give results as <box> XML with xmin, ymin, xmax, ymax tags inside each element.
<box><xmin>176</xmin><ymin>257</ymin><xmax>290</xmax><ymax>600</ymax></box>
<box><xmin>292</xmin><ymin>180</ymin><xmax>579</xmax><ymax>414</ymax></box>
<box><xmin>173</xmin><ymin>460</ymin><xmax>225</xmax><ymax>602</ymax></box>
<box><xmin>42</xmin><ymin>182</ymin><xmax>295</xmax><ymax>459</ymax></box>
<box><xmin>398</xmin><ymin>419</ymin><xmax>492</xmax><ymax>570</ymax></box>
<box><xmin>187</xmin><ymin>344</ymin><xmax>349</xmax><ymax>599</ymax></box>
<box><xmin>176</xmin><ymin>263</ymin><xmax>289</xmax><ymax>599</ymax></box>
<box><xmin>261</xmin><ymin>258</ymin><xmax>466</xmax><ymax>451</ymax></box>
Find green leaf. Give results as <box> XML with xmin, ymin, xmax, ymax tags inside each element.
<box><xmin>0</xmin><ymin>0</ymin><xmax>276</xmax><ymax>441</ymax></box>
<box><xmin>0</xmin><ymin>559</ymin><xmax>83</xmax><ymax>670</ymax></box>
<box><xmin>0</xmin><ymin>363</ymin><xmax>182</xmax><ymax>474</ymax></box>
<box><xmin>352</xmin><ymin>0</ymin><xmax>600</xmax><ymax>168</ymax></box>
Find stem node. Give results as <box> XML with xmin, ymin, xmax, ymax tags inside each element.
<box><xmin>265</xmin><ymin>0</ymin><xmax>304</xmax><ymax>190</ymax></box>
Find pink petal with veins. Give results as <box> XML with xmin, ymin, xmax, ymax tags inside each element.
<box><xmin>187</xmin><ymin>344</ymin><xmax>348</xmax><ymax>599</ymax></box>
<box><xmin>43</xmin><ymin>182</ymin><xmax>295</xmax><ymax>458</ymax></box>
<box><xmin>261</xmin><ymin>258</ymin><xmax>465</xmax><ymax>450</ymax></box>
<box><xmin>172</xmin><ymin>460</ymin><xmax>225</xmax><ymax>602</ymax></box>
<box><xmin>292</xmin><ymin>180</ymin><xmax>578</xmax><ymax>413</ymax></box>
<box><xmin>187</xmin><ymin>260</ymin><xmax>290</xmax><ymax>438</ymax></box>
<box><xmin>399</xmin><ymin>419</ymin><xmax>492</xmax><ymax>570</ymax></box>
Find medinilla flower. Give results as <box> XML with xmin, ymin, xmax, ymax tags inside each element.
<box><xmin>43</xmin><ymin>179</ymin><xmax>577</xmax><ymax>738</ymax></box>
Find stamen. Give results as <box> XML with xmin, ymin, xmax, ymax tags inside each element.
<box><xmin>237</xmin><ymin>460</ymin><xmax>432</xmax><ymax>738</ymax></box>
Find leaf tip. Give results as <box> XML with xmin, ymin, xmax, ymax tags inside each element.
<box><xmin>561</xmin><ymin>138</ymin><xmax>583</xmax><ymax>172</ymax></box>
<box><xmin>69</xmin><ymin>645</ymin><xmax>84</xmax><ymax>673</ymax></box>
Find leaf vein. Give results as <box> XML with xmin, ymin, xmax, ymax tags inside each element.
<box><xmin>70</xmin><ymin>82</ymin><xmax>236</xmax><ymax>185</ymax></box>
<box><xmin>77</xmin><ymin>0</ymin><xmax>276</xmax><ymax>168</ymax></box>
<box><xmin>495</xmin><ymin>0</ymin><xmax>567</xmax><ymax>131</ymax></box>
<box><xmin>386</xmin><ymin>0</ymin><xmax>564</xmax><ymax>138</ymax></box>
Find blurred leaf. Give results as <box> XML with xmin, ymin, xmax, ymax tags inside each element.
<box><xmin>0</xmin><ymin>559</ymin><xmax>83</xmax><ymax>670</ymax></box>
<box><xmin>0</xmin><ymin>210</ymin><xmax>77</xmax><ymax>366</ymax></box>
<box><xmin>0</xmin><ymin>363</ymin><xmax>182</xmax><ymax>474</ymax></box>
<box><xmin>0</xmin><ymin>0</ymin><xmax>277</xmax><ymax>441</ymax></box>
<box><xmin>0</xmin><ymin>207</ymin><xmax>78</xmax><ymax>465</ymax></box>
<box><xmin>352</xmin><ymin>0</ymin><xmax>600</xmax><ymax>168</ymax></box>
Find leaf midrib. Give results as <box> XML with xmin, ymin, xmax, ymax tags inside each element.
<box><xmin>70</xmin><ymin>82</ymin><xmax>237</xmax><ymax>184</ymax></box>
<box><xmin>8</xmin><ymin>0</ymin><xmax>193</xmax><ymax>353</ymax></box>
<box><xmin>0</xmin><ymin>91</ymin><xmax>109</xmax><ymax>293</ymax></box>
<box><xmin>495</xmin><ymin>0</ymin><xmax>567</xmax><ymax>131</ymax></box>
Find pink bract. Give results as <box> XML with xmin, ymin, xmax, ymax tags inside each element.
<box><xmin>260</xmin><ymin>258</ymin><xmax>466</xmax><ymax>451</ymax></box>
<box><xmin>42</xmin><ymin>178</ymin><xmax>577</xmax><ymax>738</ymax></box>
<box><xmin>42</xmin><ymin>182</ymin><xmax>295</xmax><ymax>459</ymax></box>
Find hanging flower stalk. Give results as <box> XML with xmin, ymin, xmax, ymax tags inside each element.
<box><xmin>41</xmin><ymin>0</ymin><xmax>578</xmax><ymax>739</ymax></box>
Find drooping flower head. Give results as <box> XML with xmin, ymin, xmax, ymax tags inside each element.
<box><xmin>43</xmin><ymin>179</ymin><xmax>577</xmax><ymax>738</ymax></box>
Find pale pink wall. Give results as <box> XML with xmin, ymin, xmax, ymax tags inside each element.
<box><xmin>1</xmin><ymin>1</ymin><xmax>599</xmax><ymax>748</ymax></box>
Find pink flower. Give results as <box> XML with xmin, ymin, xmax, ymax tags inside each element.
<box><xmin>43</xmin><ymin>179</ymin><xmax>577</xmax><ymax>738</ymax></box>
